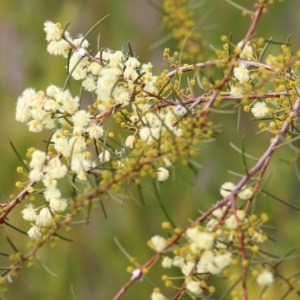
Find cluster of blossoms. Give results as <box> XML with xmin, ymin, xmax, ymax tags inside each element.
<box><xmin>220</xmin><ymin>182</ymin><xmax>254</xmax><ymax>200</ymax></box>
<box><xmin>20</xmin><ymin>149</ymin><xmax>69</xmax><ymax>238</ymax></box>
<box><xmin>148</xmin><ymin>188</ymin><xmax>272</xmax><ymax>298</ymax></box>
<box><xmin>16</xmin><ymin>21</ymin><xmax>189</xmax><ymax>151</ymax></box>
<box><xmin>230</xmin><ymin>40</ymin><xmax>300</xmax><ymax>129</ymax></box>
<box><xmin>230</xmin><ymin>41</ymin><xmax>254</xmax><ymax>97</ymax></box>
<box><xmin>16</xmin><ymin>21</ymin><xmax>198</xmax><ymax>237</ymax></box>
<box><xmin>228</xmin><ymin>41</ymin><xmax>271</xmax><ymax>120</ymax></box>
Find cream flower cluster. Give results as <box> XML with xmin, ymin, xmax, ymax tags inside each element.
<box><xmin>43</xmin><ymin>21</ymin><xmax>183</xmax><ymax>147</ymax></box>
<box><xmin>230</xmin><ymin>40</ymin><xmax>253</xmax><ymax>97</ymax></box>
<box><xmin>17</xmin><ymin>20</ymin><xmax>186</xmax><ymax>238</ymax></box>
<box><xmin>22</xmin><ymin>150</ymin><xmax>69</xmax><ymax>238</ymax></box>
<box><xmin>43</xmin><ymin>21</ymin><xmax>184</xmax><ymax>149</ymax></box>
<box><xmin>16</xmin><ymin>21</ymin><xmax>180</xmax><ymax>184</ymax></box>
<box><xmin>182</xmin><ymin>227</ymin><xmax>232</xmax><ymax>276</ymax></box>
<box><xmin>233</xmin><ymin>62</ymin><xmax>251</xmax><ymax>85</ymax></box>
<box><xmin>149</xmin><ymin>203</ymin><xmax>269</xmax><ymax>296</ymax></box>
<box><xmin>207</xmin><ymin>206</ymin><xmax>267</xmax><ymax>243</ymax></box>
<box><xmin>230</xmin><ymin>41</ymin><xmax>271</xmax><ymax>119</ymax></box>
<box><xmin>43</xmin><ymin>21</ymin><xmax>158</xmax><ymax>107</ymax></box>
<box><xmin>220</xmin><ymin>182</ymin><xmax>254</xmax><ymax>200</ymax></box>
<box><xmin>47</xmin><ymin>21</ymin><xmax>182</xmax><ymax>159</ymax></box>
<box><xmin>150</xmin><ymin>227</ymin><xmax>232</xmax><ymax>296</ymax></box>
<box><xmin>16</xmin><ymin>84</ymin><xmax>105</xmax><ymax>184</ymax></box>
<box><xmin>16</xmin><ymin>86</ymin><xmax>81</xmax><ymax>133</ymax></box>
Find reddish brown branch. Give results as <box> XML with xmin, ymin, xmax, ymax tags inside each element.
<box><xmin>0</xmin><ymin>180</ymin><xmax>36</xmax><ymax>224</ymax></box>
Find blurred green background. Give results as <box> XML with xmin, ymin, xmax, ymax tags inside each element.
<box><xmin>0</xmin><ymin>0</ymin><xmax>300</xmax><ymax>299</ymax></box>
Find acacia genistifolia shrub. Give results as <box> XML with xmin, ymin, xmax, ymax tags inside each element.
<box><xmin>1</xmin><ymin>1</ymin><xmax>300</xmax><ymax>299</ymax></box>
